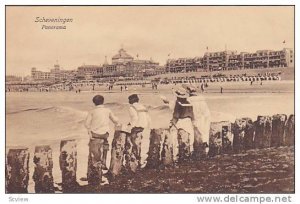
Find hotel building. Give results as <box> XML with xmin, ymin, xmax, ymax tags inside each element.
<box><xmin>31</xmin><ymin>63</ymin><xmax>76</xmax><ymax>82</ymax></box>
<box><xmin>77</xmin><ymin>65</ymin><xmax>103</xmax><ymax>80</ymax></box>
<box><xmin>76</xmin><ymin>48</ymin><xmax>161</xmax><ymax>79</ymax></box>
<box><xmin>104</xmin><ymin>48</ymin><xmax>159</xmax><ymax>77</ymax></box>
<box><xmin>166</xmin><ymin>48</ymin><xmax>294</xmax><ymax>73</ymax></box>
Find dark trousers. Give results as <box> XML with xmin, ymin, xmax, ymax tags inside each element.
<box><xmin>87</xmin><ymin>132</ymin><xmax>109</xmax><ymax>185</ymax></box>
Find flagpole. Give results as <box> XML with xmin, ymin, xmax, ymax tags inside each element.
<box><xmin>167</xmin><ymin>53</ymin><xmax>171</xmax><ymax>73</ymax></box>
<box><xmin>282</xmin><ymin>40</ymin><xmax>286</xmax><ymax>49</ymax></box>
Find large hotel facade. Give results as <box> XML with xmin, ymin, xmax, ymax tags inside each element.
<box><xmin>77</xmin><ymin>48</ymin><xmax>161</xmax><ymax>80</ymax></box>
<box><xmin>29</xmin><ymin>48</ymin><xmax>162</xmax><ymax>81</ymax></box>
<box><xmin>24</xmin><ymin>47</ymin><xmax>294</xmax><ymax>82</ymax></box>
<box><xmin>166</xmin><ymin>48</ymin><xmax>294</xmax><ymax>73</ymax></box>
<box><xmin>31</xmin><ymin>64</ymin><xmax>77</xmax><ymax>82</ymax></box>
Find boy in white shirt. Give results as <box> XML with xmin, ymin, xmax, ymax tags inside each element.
<box><xmin>85</xmin><ymin>95</ymin><xmax>119</xmax><ymax>184</ymax></box>
<box><xmin>127</xmin><ymin>94</ymin><xmax>151</xmax><ymax>169</ymax></box>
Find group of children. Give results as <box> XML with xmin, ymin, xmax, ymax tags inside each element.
<box><xmin>84</xmin><ymin>84</ymin><xmax>211</xmax><ymax>183</ymax></box>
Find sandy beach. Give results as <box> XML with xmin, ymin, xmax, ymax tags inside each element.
<box><xmin>6</xmin><ymin>80</ymin><xmax>294</xmax><ymax>192</ymax></box>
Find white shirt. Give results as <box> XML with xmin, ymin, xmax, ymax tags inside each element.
<box><xmin>187</xmin><ymin>95</ymin><xmax>211</xmax><ymax>120</ymax></box>
<box><xmin>85</xmin><ymin>105</ymin><xmax>119</xmax><ymax>135</ymax></box>
<box><xmin>187</xmin><ymin>95</ymin><xmax>211</xmax><ymax>144</ymax></box>
<box><xmin>129</xmin><ymin>102</ymin><xmax>151</xmax><ymax>128</ymax></box>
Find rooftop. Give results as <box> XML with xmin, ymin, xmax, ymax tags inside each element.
<box><xmin>112</xmin><ymin>48</ymin><xmax>134</xmax><ymax>60</ymax></box>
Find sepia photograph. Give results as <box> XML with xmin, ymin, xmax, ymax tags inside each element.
<box><xmin>5</xmin><ymin>5</ymin><xmax>295</xmax><ymax>196</ymax></box>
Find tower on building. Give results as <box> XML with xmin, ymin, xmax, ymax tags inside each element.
<box><xmin>103</xmin><ymin>56</ymin><xmax>108</xmax><ymax>66</ymax></box>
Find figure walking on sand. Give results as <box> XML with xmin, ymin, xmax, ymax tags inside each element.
<box><xmin>181</xmin><ymin>84</ymin><xmax>211</xmax><ymax>159</ymax></box>
<box><xmin>161</xmin><ymin>87</ymin><xmax>195</xmax><ymax>162</ymax></box>
<box><xmin>200</xmin><ymin>83</ymin><xmax>205</xmax><ymax>93</ymax></box>
<box><xmin>85</xmin><ymin>95</ymin><xmax>120</xmax><ymax>185</ymax></box>
<box><xmin>126</xmin><ymin>94</ymin><xmax>151</xmax><ymax>171</ymax></box>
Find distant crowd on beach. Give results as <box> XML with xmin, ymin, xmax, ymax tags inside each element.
<box><xmin>5</xmin><ymin>71</ymin><xmax>282</xmax><ymax>92</ymax></box>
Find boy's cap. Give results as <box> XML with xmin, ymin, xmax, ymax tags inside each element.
<box><xmin>128</xmin><ymin>94</ymin><xmax>139</xmax><ymax>101</ymax></box>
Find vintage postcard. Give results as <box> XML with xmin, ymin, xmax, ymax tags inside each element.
<box><xmin>4</xmin><ymin>4</ymin><xmax>295</xmax><ymax>201</ymax></box>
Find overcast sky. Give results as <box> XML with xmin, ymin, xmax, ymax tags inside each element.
<box><xmin>6</xmin><ymin>6</ymin><xmax>294</xmax><ymax>76</ymax></box>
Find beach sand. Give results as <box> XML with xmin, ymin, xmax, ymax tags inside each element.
<box><xmin>6</xmin><ymin>80</ymin><xmax>294</xmax><ymax>193</ymax></box>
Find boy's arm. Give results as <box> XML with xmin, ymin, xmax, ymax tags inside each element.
<box><xmin>160</xmin><ymin>95</ymin><xmax>169</xmax><ymax>104</ymax></box>
<box><xmin>85</xmin><ymin>111</ymin><xmax>92</xmax><ymax>132</ymax></box>
<box><xmin>160</xmin><ymin>95</ymin><xmax>175</xmax><ymax>110</ymax></box>
<box><xmin>178</xmin><ymin>98</ymin><xmax>193</xmax><ymax>107</ymax></box>
<box><xmin>177</xmin><ymin>101</ymin><xmax>193</xmax><ymax>107</ymax></box>
<box><xmin>109</xmin><ymin>110</ymin><xmax>119</xmax><ymax>125</ymax></box>
<box><xmin>162</xmin><ymin>99</ymin><xmax>175</xmax><ymax>110</ymax></box>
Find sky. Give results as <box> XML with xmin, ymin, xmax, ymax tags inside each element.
<box><xmin>6</xmin><ymin>6</ymin><xmax>294</xmax><ymax>76</ymax></box>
